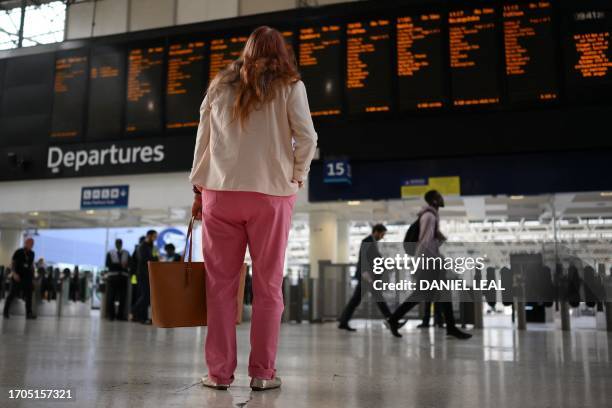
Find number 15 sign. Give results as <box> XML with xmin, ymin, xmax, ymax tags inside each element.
<box><xmin>323</xmin><ymin>159</ymin><xmax>352</xmax><ymax>184</ymax></box>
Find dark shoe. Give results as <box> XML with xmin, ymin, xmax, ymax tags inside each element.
<box><xmin>338</xmin><ymin>323</ymin><xmax>357</xmax><ymax>332</ymax></box>
<box><xmin>141</xmin><ymin>319</ymin><xmax>152</xmax><ymax>325</ymax></box>
<box><xmin>385</xmin><ymin>318</ymin><xmax>402</xmax><ymax>338</ymax></box>
<box><xmin>446</xmin><ymin>327</ymin><xmax>472</xmax><ymax>340</ymax></box>
<box><xmin>26</xmin><ymin>314</ymin><xmax>37</xmax><ymax>320</ymax></box>
<box><xmin>416</xmin><ymin>323</ymin><xmax>430</xmax><ymax>329</ymax></box>
<box><xmin>3</xmin><ymin>312</ymin><xmax>9</xmax><ymax>319</ymax></box>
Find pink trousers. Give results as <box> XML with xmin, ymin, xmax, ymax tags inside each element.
<box><xmin>201</xmin><ymin>189</ymin><xmax>296</xmax><ymax>384</ymax></box>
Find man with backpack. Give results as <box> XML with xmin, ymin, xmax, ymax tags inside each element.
<box><xmin>386</xmin><ymin>190</ymin><xmax>472</xmax><ymax>340</ymax></box>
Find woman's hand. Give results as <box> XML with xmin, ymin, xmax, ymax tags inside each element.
<box><xmin>291</xmin><ymin>178</ymin><xmax>304</xmax><ymax>189</ymax></box>
<box><xmin>192</xmin><ymin>194</ymin><xmax>202</xmax><ymax>220</ymax></box>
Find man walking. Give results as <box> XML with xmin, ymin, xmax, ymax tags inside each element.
<box><xmin>105</xmin><ymin>239</ymin><xmax>130</xmax><ymax>321</ymax></box>
<box><xmin>386</xmin><ymin>190</ymin><xmax>471</xmax><ymax>340</ymax></box>
<box><xmin>338</xmin><ymin>224</ymin><xmax>393</xmax><ymax>332</ymax></box>
<box><xmin>3</xmin><ymin>237</ymin><xmax>36</xmax><ymax>319</ymax></box>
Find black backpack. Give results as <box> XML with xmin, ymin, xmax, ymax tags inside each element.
<box><xmin>403</xmin><ymin>219</ymin><xmax>420</xmax><ymax>255</ymax></box>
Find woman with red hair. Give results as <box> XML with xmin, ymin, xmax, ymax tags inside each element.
<box><xmin>190</xmin><ymin>26</ymin><xmax>317</xmax><ymax>391</ymax></box>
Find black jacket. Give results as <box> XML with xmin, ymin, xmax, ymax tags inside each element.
<box><xmin>137</xmin><ymin>242</ymin><xmax>158</xmax><ymax>277</ymax></box>
<box><xmin>354</xmin><ymin>235</ymin><xmax>382</xmax><ymax>281</ymax></box>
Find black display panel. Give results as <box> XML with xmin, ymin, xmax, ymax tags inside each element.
<box><xmin>0</xmin><ymin>53</ymin><xmax>54</xmax><ymax>147</ymax></box>
<box><xmin>449</xmin><ymin>7</ymin><xmax>501</xmax><ymax>106</ymax></box>
<box><xmin>396</xmin><ymin>13</ymin><xmax>446</xmax><ymax>110</ymax></box>
<box><xmin>208</xmin><ymin>34</ymin><xmax>248</xmax><ymax>82</ymax></box>
<box><xmin>125</xmin><ymin>44</ymin><xmax>164</xmax><ymax>135</ymax></box>
<box><xmin>87</xmin><ymin>46</ymin><xmax>126</xmax><ymax>141</ymax></box>
<box><xmin>51</xmin><ymin>49</ymin><xmax>88</xmax><ymax>139</ymax></box>
<box><xmin>166</xmin><ymin>39</ymin><xmax>207</xmax><ymax>130</ymax></box>
<box><xmin>564</xmin><ymin>7</ymin><xmax>612</xmax><ymax>101</ymax></box>
<box><xmin>503</xmin><ymin>2</ymin><xmax>558</xmax><ymax>103</ymax></box>
<box><xmin>299</xmin><ymin>24</ymin><xmax>343</xmax><ymax>116</ymax></box>
<box><xmin>346</xmin><ymin>19</ymin><xmax>392</xmax><ymax>114</ymax></box>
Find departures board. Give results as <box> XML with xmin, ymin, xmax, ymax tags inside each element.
<box><xmin>0</xmin><ymin>0</ymin><xmax>611</xmax><ymax>158</ymax></box>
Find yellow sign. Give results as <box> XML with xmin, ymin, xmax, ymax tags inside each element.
<box><xmin>401</xmin><ymin>176</ymin><xmax>461</xmax><ymax>198</ymax></box>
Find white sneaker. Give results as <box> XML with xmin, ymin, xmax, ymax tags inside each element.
<box><xmin>250</xmin><ymin>376</ymin><xmax>281</xmax><ymax>391</ymax></box>
<box><xmin>201</xmin><ymin>375</ymin><xmax>230</xmax><ymax>390</ymax></box>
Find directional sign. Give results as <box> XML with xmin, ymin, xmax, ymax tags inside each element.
<box><xmin>81</xmin><ymin>185</ymin><xmax>129</xmax><ymax>209</ymax></box>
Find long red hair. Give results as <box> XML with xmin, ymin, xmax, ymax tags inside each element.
<box><xmin>209</xmin><ymin>26</ymin><xmax>300</xmax><ymax>127</ymax></box>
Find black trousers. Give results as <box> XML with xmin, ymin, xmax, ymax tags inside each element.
<box><xmin>132</xmin><ymin>272</ymin><xmax>150</xmax><ymax>321</ymax></box>
<box><xmin>106</xmin><ymin>274</ymin><xmax>128</xmax><ymax>320</ymax></box>
<box><xmin>338</xmin><ymin>279</ymin><xmax>392</xmax><ymax>325</ymax></box>
<box><xmin>390</xmin><ymin>290</ymin><xmax>455</xmax><ymax>331</ymax></box>
<box><xmin>3</xmin><ymin>279</ymin><xmax>33</xmax><ymax>316</ymax></box>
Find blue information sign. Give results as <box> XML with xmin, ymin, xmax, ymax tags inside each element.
<box><xmin>81</xmin><ymin>185</ymin><xmax>129</xmax><ymax>209</ymax></box>
<box><xmin>323</xmin><ymin>159</ymin><xmax>352</xmax><ymax>184</ymax></box>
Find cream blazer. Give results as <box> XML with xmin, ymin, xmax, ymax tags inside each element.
<box><xmin>189</xmin><ymin>79</ymin><xmax>318</xmax><ymax>196</ymax></box>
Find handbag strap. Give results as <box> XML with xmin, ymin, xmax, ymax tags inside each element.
<box><xmin>183</xmin><ymin>216</ymin><xmax>195</xmax><ymax>263</ymax></box>
<box><xmin>182</xmin><ymin>216</ymin><xmax>196</xmax><ymax>287</ymax></box>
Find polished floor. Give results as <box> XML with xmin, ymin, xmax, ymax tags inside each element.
<box><xmin>0</xmin><ymin>313</ymin><xmax>611</xmax><ymax>408</ymax></box>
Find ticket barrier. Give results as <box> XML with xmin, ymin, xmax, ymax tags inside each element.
<box><xmin>57</xmin><ymin>274</ymin><xmax>92</xmax><ymax>318</ymax></box>
<box><xmin>283</xmin><ymin>276</ymin><xmax>304</xmax><ymax>323</ymax></box>
<box><xmin>314</xmin><ymin>261</ymin><xmax>351</xmax><ymax>322</ymax></box>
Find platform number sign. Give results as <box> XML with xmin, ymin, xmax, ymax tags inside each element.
<box><xmin>324</xmin><ymin>159</ymin><xmax>352</xmax><ymax>184</ymax></box>
<box><xmin>81</xmin><ymin>185</ymin><xmax>129</xmax><ymax>209</ymax></box>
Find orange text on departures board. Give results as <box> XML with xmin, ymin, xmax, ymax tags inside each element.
<box><xmin>299</xmin><ymin>25</ymin><xmax>340</xmax><ymax>67</ymax></box>
<box><xmin>397</xmin><ymin>15</ymin><xmax>441</xmax><ymax>77</ymax></box>
<box><xmin>503</xmin><ymin>2</ymin><xmax>552</xmax><ymax>76</ymax></box>
<box><xmin>54</xmin><ymin>56</ymin><xmax>87</xmax><ymax>93</ymax></box>
<box><xmin>209</xmin><ymin>36</ymin><xmax>248</xmax><ymax>82</ymax></box>
<box><xmin>167</xmin><ymin>41</ymin><xmax>205</xmax><ymax>96</ymax></box>
<box><xmin>573</xmin><ymin>32</ymin><xmax>612</xmax><ymax>78</ymax></box>
<box><xmin>346</xmin><ymin>20</ymin><xmax>390</xmax><ymax>89</ymax></box>
<box><xmin>449</xmin><ymin>8</ymin><xmax>495</xmax><ymax>69</ymax></box>
<box><xmin>127</xmin><ymin>47</ymin><xmax>163</xmax><ymax>104</ymax></box>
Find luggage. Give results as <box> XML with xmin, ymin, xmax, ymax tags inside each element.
<box><xmin>148</xmin><ymin>217</ymin><xmax>246</xmax><ymax>328</ymax></box>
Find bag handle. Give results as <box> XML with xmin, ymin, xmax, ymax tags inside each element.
<box><xmin>182</xmin><ymin>216</ymin><xmax>196</xmax><ymax>287</ymax></box>
<box><xmin>183</xmin><ymin>216</ymin><xmax>195</xmax><ymax>263</ymax></box>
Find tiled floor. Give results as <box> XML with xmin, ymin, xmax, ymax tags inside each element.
<box><xmin>0</xmin><ymin>315</ymin><xmax>610</xmax><ymax>407</ymax></box>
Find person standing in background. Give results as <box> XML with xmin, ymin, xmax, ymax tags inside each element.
<box><xmin>190</xmin><ymin>26</ymin><xmax>317</xmax><ymax>391</ymax></box>
<box><xmin>3</xmin><ymin>237</ymin><xmax>36</xmax><ymax>319</ymax></box>
<box><xmin>163</xmin><ymin>244</ymin><xmax>181</xmax><ymax>262</ymax></box>
<box><xmin>130</xmin><ymin>236</ymin><xmax>145</xmax><ymax>307</ymax></box>
<box><xmin>105</xmin><ymin>239</ymin><xmax>130</xmax><ymax>321</ymax></box>
<box><xmin>131</xmin><ymin>230</ymin><xmax>158</xmax><ymax>325</ymax></box>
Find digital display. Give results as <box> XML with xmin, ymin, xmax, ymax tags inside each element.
<box><xmin>565</xmin><ymin>8</ymin><xmax>612</xmax><ymax>101</ymax></box>
<box><xmin>396</xmin><ymin>13</ymin><xmax>446</xmax><ymax>110</ymax></box>
<box><xmin>449</xmin><ymin>7</ymin><xmax>501</xmax><ymax>106</ymax></box>
<box><xmin>503</xmin><ymin>2</ymin><xmax>558</xmax><ymax>103</ymax></box>
<box><xmin>0</xmin><ymin>53</ymin><xmax>55</xmax><ymax>147</ymax></box>
<box><xmin>51</xmin><ymin>50</ymin><xmax>88</xmax><ymax>139</ymax></box>
<box><xmin>87</xmin><ymin>47</ymin><xmax>125</xmax><ymax>141</ymax></box>
<box><xmin>209</xmin><ymin>35</ymin><xmax>248</xmax><ymax>82</ymax></box>
<box><xmin>299</xmin><ymin>24</ymin><xmax>342</xmax><ymax>116</ymax></box>
<box><xmin>346</xmin><ymin>19</ymin><xmax>392</xmax><ymax>114</ymax></box>
<box><xmin>166</xmin><ymin>39</ymin><xmax>207</xmax><ymax>130</ymax></box>
<box><xmin>125</xmin><ymin>44</ymin><xmax>164</xmax><ymax>135</ymax></box>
